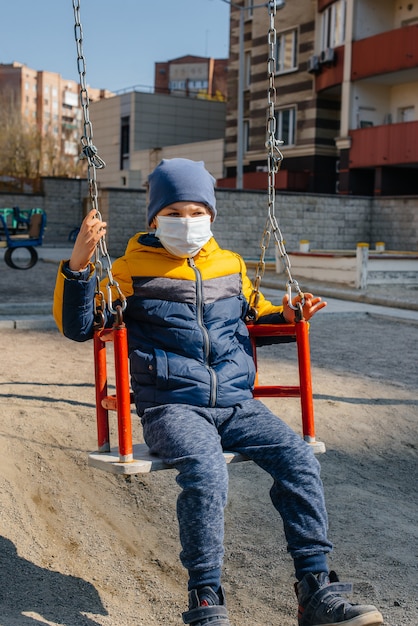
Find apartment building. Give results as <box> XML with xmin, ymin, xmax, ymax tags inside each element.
<box><xmin>0</xmin><ymin>61</ymin><xmax>111</xmax><ymax>172</ymax></box>
<box><xmin>154</xmin><ymin>55</ymin><xmax>228</xmax><ymax>101</ymax></box>
<box><xmin>222</xmin><ymin>0</ymin><xmax>418</xmax><ymax>196</ymax></box>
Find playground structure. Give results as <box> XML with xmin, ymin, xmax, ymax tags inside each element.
<box><xmin>0</xmin><ymin>207</ymin><xmax>47</xmax><ymax>269</ymax></box>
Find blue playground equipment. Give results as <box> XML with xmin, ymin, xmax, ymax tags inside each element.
<box><xmin>0</xmin><ymin>207</ymin><xmax>47</xmax><ymax>269</ymax></box>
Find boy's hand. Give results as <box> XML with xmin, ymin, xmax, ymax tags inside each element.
<box><xmin>69</xmin><ymin>209</ymin><xmax>107</xmax><ymax>271</ymax></box>
<box><xmin>282</xmin><ymin>292</ymin><xmax>327</xmax><ymax>322</ymax></box>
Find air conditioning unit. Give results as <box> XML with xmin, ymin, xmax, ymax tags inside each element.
<box><xmin>307</xmin><ymin>55</ymin><xmax>320</xmax><ymax>74</ymax></box>
<box><xmin>319</xmin><ymin>48</ymin><xmax>335</xmax><ymax>64</ymax></box>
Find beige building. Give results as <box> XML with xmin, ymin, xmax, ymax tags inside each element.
<box><xmin>0</xmin><ymin>59</ymin><xmax>226</xmax><ymax>187</ymax></box>
<box><xmin>154</xmin><ymin>54</ymin><xmax>228</xmax><ymax>101</ymax></box>
<box><xmin>0</xmin><ymin>61</ymin><xmax>112</xmax><ymax>173</ymax></box>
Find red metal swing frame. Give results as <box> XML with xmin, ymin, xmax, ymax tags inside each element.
<box><xmin>89</xmin><ymin>316</ymin><xmax>325</xmax><ymax>475</ymax></box>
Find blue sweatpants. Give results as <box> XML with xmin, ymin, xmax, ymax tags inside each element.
<box><xmin>141</xmin><ymin>399</ymin><xmax>332</xmax><ymax>589</ymax></box>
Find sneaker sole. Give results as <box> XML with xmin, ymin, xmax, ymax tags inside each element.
<box><xmin>309</xmin><ymin>610</ymin><xmax>384</xmax><ymax>626</ymax></box>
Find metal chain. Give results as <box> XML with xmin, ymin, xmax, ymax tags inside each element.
<box><xmin>248</xmin><ymin>0</ymin><xmax>304</xmax><ymax>320</ymax></box>
<box><xmin>72</xmin><ymin>0</ymin><xmax>126</xmax><ymax>318</ymax></box>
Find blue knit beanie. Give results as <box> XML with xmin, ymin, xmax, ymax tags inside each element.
<box><xmin>147</xmin><ymin>158</ymin><xmax>217</xmax><ymax>225</ymax></box>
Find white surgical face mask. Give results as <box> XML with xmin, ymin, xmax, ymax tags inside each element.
<box><xmin>155</xmin><ymin>215</ymin><xmax>213</xmax><ymax>258</ymax></box>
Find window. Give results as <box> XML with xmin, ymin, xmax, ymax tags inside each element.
<box><xmin>321</xmin><ymin>0</ymin><xmax>346</xmax><ymax>50</ymax></box>
<box><xmin>243</xmin><ymin>120</ymin><xmax>250</xmax><ymax>152</ymax></box>
<box><xmin>275</xmin><ymin>107</ymin><xmax>296</xmax><ymax>146</ymax></box>
<box><xmin>120</xmin><ymin>116</ymin><xmax>130</xmax><ymax>170</ymax></box>
<box><xmin>169</xmin><ymin>80</ymin><xmax>186</xmax><ymax>91</ymax></box>
<box><xmin>244</xmin><ymin>51</ymin><xmax>251</xmax><ymax>89</ymax></box>
<box><xmin>64</xmin><ymin>140</ymin><xmax>78</xmax><ymax>156</ymax></box>
<box><xmin>276</xmin><ymin>29</ymin><xmax>298</xmax><ymax>73</ymax></box>
<box><xmin>188</xmin><ymin>80</ymin><xmax>208</xmax><ymax>90</ymax></box>
<box><xmin>244</xmin><ymin>0</ymin><xmax>253</xmax><ymax>20</ymax></box>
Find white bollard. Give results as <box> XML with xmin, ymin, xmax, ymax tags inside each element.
<box><xmin>299</xmin><ymin>239</ymin><xmax>310</xmax><ymax>253</ymax></box>
<box><xmin>356</xmin><ymin>243</ymin><xmax>369</xmax><ymax>289</ymax></box>
<box><xmin>375</xmin><ymin>241</ymin><xmax>385</xmax><ymax>252</ymax></box>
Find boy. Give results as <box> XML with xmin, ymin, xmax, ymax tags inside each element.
<box><xmin>54</xmin><ymin>158</ymin><xmax>383</xmax><ymax>626</ymax></box>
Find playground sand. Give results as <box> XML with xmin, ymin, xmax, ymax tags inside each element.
<box><xmin>0</xmin><ymin>255</ymin><xmax>417</xmax><ymax>625</ymax></box>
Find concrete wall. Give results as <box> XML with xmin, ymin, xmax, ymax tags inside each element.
<box><xmin>1</xmin><ymin>177</ymin><xmax>417</xmax><ymax>260</ymax></box>
<box><xmin>98</xmin><ymin>188</ymin><xmax>373</xmax><ymax>260</ymax></box>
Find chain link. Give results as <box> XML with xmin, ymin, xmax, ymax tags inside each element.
<box><xmin>248</xmin><ymin>0</ymin><xmax>304</xmax><ymax>320</ymax></box>
<box><xmin>72</xmin><ymin>0</ymin><xmax>126</xmax><ymax>319</ymax></box>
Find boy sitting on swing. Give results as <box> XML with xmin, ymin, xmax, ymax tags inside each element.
<box><xmin>54</xmin><ymin>158</ymin><xmax>383</xmax><ymax>626</ymax></box>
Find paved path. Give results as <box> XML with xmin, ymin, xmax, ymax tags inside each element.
<box><xmin>1</xmin><ymin>247</ymin><xmax>418</xmax><ymax>328</ymax></box>
<box><xmin>260</xmin><ymin>285</ymin><xmax>418</xmax><ymax>324</ymax></box>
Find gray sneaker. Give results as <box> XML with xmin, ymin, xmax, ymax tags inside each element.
<box><xmin>295</xmin><ymin>572</ymin><xmax>383</xmax><ymax>626</ymax></box>
<box><xmin>182</xmin><ymin>586</ymin><xmax>230</xmax><ymax>625</ymax></box>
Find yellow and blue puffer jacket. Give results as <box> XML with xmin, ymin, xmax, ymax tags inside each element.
<box><xmin>54</xmin><ymin>233</ymin><xmax>285</xmax><ymax>413</ymax></box>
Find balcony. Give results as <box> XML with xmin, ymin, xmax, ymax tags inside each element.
<box><xmin>352</xmin><ymin>25</ymin><xmax>418</xmax><ymax>81</ymax></box>
<box><xmin>314</xmin><ymin>45</ymin><xmax>344</xmax><ymax>92</ymax></box>
<box><xmin>216</xmin><ymin>170</ymin><xmax>310</xmax><ymax>192</ymax></box>
<box><xmin>349</xmin><ymin>121</ymin><xmax>418</xmax><ymax>168</ymax></box>
<box><xmin>317</xmin><ymin>0</ymin><xmax>335</xmax><ymax>9</ymax></box>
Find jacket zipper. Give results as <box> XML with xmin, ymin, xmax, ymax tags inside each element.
<box><xmin>188</xmin><ymin>257</ymin><xmax>217</xmax><ymax>406</ymax></box>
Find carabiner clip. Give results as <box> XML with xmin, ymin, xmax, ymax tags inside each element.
<box><xmin>287</xmin><ymin>281</ymin><xmax>305</xmax><ymax>311</ymax></box>
<box><xmin>106</xmin><ymin>280</ymin><xmax>127</xmax><ymax>315</ymax></box>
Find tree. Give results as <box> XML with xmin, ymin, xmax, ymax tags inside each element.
<box><xmin>0</xmin><ymin>90</ymin><xmax>85</xmax><ymax>180</ymax></box>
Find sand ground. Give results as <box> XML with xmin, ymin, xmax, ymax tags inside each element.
<box><xmin>0</xmin><ymin>255</ymin><xmax>417</xmax><ymax>625</ymax></box>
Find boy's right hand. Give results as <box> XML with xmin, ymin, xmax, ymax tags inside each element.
<box><xmin>69</xmin><ymin>209</ymin><xmax>107</xmax><ymax>271</ymax></box>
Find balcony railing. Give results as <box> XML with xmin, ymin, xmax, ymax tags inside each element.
<box><xmin>349</xmin><ymin>121</ymin><xmax>418</xmax><ymax>168</ymax></box>
<box><xmin>352</xmin><ymin>24</ymin><xmax>418</xmax><ymax>81</ymax></box>
<box><xmin>216</xmin><ymin>170</ymin><xmax>310</xmax><ymax>192</ymax></box>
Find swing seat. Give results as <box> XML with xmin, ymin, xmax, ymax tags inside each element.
<box><xmin>89</xmin><ymin>444</ymin><xmax>248</xmax><ymax>475</ymax></box>
<box><xmin>88</xmin><ymin>321</ymin><xmax>325</xmax><ymax>475</ymax></box>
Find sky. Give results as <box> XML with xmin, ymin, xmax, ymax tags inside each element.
<box><xmin>1</xmin><ymin>0</ymin><xmax>231</xmax><ymax>92</ymax></box>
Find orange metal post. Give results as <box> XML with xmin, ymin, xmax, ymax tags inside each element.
<box><xmin>93</xmin><ymin>332</ymin><xmax>110</xmax><ymax>452</ymax></box>
<box><xmin>112</xmin><ymin>324</ymin><xmax>133</xmax><ymax>462</ymax></box>
<box><xmin>295</xmin><ymin>320</ymin><xmax>316</xmax><ymax>442</ymax></box>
